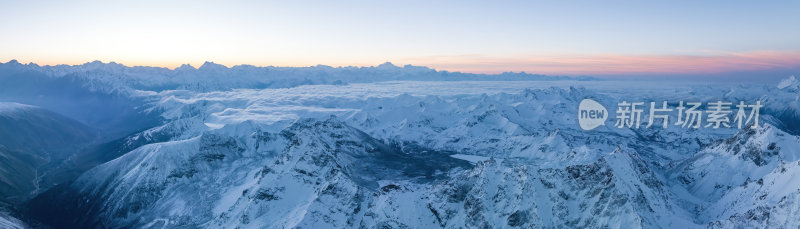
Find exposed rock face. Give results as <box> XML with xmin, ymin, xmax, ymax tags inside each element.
<box><xmin>2</xmin><ymin>62</ymin><xmax>800</xmax><ymax>228</ymax></box>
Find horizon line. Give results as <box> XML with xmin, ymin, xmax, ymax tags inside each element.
<box><xmin>2</xmin><ymin>50</ymin><xmax>800</xmax><ymax>76</ymax></box>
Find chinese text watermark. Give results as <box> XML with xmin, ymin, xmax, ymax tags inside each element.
<box><xmin>579</xmin><ymin>99</ymin><xmax>762</xmax><ymax>131</ymax></box>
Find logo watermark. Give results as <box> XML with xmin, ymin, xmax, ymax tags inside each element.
<box><xmin>578</xmin><ymin>99</ymin><xmax>608</xmax><ymax>130</ymax></box>
<box><xmin>579</xmin><ymin>99</ymin><xmax>762</xmax><ymax>131</ymax></box>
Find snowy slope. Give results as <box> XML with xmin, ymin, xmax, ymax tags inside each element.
<box><xmin>670</xmin><ymin>124</ymin><xmax>800</xmax><ymax>228</ymax></box>
<box><xmin>13</xmin><ymin>65</ymin><xmax>800</xmax><ymax>228</ymax></box>
<box><xmin>33</xmin><ymin>117</ymin><xmax>689</xmax><ymax>228</ymax></box>
<box><xmin>0</xmin><ymin>213</ymin><xmax>28</xmax><ymax>229</ymax></box>
<box><xmin>0</xmin><ymin>103</ymin><xmax>96</xmax><ymax>204</ymax></box>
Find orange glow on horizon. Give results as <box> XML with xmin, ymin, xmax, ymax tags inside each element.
<box><xmin>405</xmin><ymin>51</ymin><xmax>800</xmax><ymax>75</ymax></box>
<box><xmin>3</xmin><ymin>51</ymin><xmax>799</xmax><ymax>76</ymax></box>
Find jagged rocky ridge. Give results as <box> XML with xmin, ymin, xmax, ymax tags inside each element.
<box><xmin>2</xmin><ymin>60</ymin><xmax>799</xmax><ymax>228</ymax></box>
<box><xmin>0</xmin><ymin>60</ymin><xmax>584</xmax><ymax>95</ymax></box>
<box><xmin>22</xmin><ymin>75</ymin><xmax>800</xmax><ymax>228</ymax></box>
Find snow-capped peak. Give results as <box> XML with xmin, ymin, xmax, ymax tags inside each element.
<box><xmin>4</xmin><ymin>59</ymin><xmax>21</xmax><ymax>65</ymax></box>
<box><xmin>375</xmin><ymin>62</ymin><xmax>399</xmax><ymax>70</ymax></box>
<box><xmin>199</xmin><ymin>61</ymin><xmax>228</xmax><ymax>71</ymax></box>
<box><xmin>777</xmin><ymin>75</ymin><xmax>799</xmax><ymax>91</ymax></box>
<box><xmin>0</xmin><ymin>102</ymin><xmax>36</xmax><ymax>113</ymax></box>
<box><xmin>175</xmin><ymin>64</ymin><xmax>196</xmax><ymax>71</ymax></box>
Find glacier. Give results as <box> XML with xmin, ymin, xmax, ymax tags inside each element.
<box><xmin>0</xmin><ymin>60</ymin><xmax>799</xmax><ymax>228</ymax></box>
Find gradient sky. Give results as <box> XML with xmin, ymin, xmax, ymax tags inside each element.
<box><xmin>1</xmin><ymin>0</ymin><xmax>799</xmax><ymax>75</ymax></box>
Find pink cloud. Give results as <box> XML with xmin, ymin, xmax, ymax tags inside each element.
<box><xmin>406</xmin><ymin>51</ymin><xmax>800</xmax><ymax>75</ymax></box>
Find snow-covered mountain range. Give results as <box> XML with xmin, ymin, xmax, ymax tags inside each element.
<box><xmin>1</xmin><ymin>61</ymin><xmax>798</xmax><ymax>228</ymax></box>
